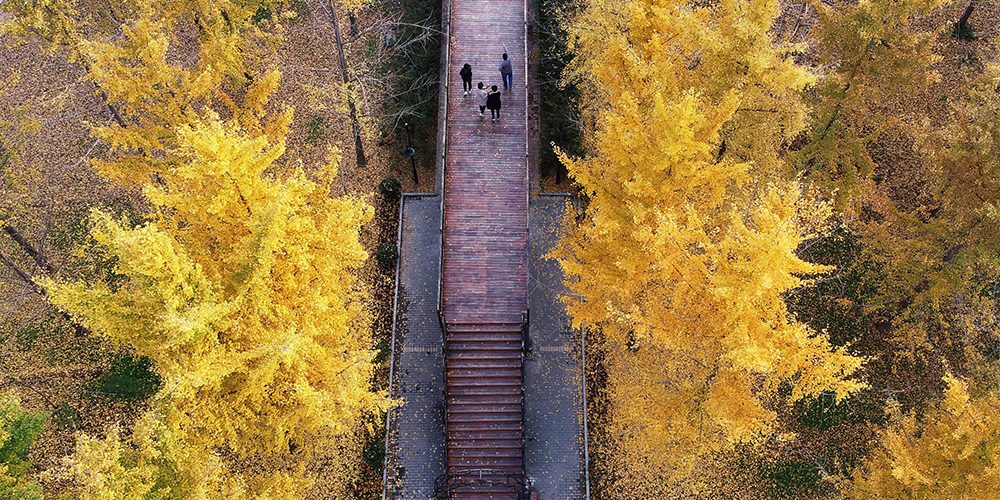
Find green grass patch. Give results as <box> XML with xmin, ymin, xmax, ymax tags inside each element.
<box><xmin>765</xmin><ymin>458</ymin><xmax>823</xmax><ymax>499</ymax></box>
<box><xmin>351</xmin><ymin>415</ymin><xmax>386</xmax><ymax>500</ymax></box>
<box><xmin>795</xmin><ymin>392</ymin><xmax>888</xmax><ymax>431</ymax></box>
<box><xmin>9</xmin><ymin>314</ymin><xmax>108</xmax><ymax>367</ymax></box>
<box><xmin>86</xmin><ymin>353</ymin><xmax>161</xmax><ymax>402</ymax></box>
<box><xmin>0</xmin><ymin>392</ymin><xmax>45</xmax><ymax>500</ymax></box>
<box><xmin>51</xmin><ymin>403</ymin><xmax>81</xmax><ymax>430</ymax></box>
<box><xmin>375</xmin><ymin>244</ymin><xmax>398</xmax><ymax>269</ymax></box>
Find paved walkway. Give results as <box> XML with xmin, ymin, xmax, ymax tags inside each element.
<box><xmin>386</xmin><ymin>196</ymin><xmax>446</xmax><ymax>500</ymax></box>
<box><xmin>440</xmin><ymin>0</ymin><xmax>530</xmax><ymax>496</ymax></box>
<box><xmin>525</xmin><ymin>196</ymin><xmax>584</xmax><ymax>500</ymax></box>
<box><xmin>441</xmin><ymin>0</ymin><xmax>528</xmax><ymax>324</ymax></box>
<box><xmin>386</xmin><ymin>0</ymin><xmax>584</xmax><ymax>497</ymax></box>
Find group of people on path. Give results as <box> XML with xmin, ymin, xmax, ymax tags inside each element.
<box><xmin>459</xmin><ymin>52</ymin><xmax>513</xmax><ymax>122</ymax></box>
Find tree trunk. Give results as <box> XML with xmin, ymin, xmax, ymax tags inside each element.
<box><xmin>79</xmin><ymin>58</ymin><xmax>127</xmax><ymax>127</ymax></box>
<box><xmin>0</xmin><ymin>245</ymin><xmax>89</xmax><ymax>336</ymax></box>
<box><xmin>958</xmin><ymin>2</ymin><xmax>975</xmax><ymax>36</ymax></box>
<box><xmin>2</xmin><ymin>226</ymin><xmax>57</xmax><ymax>275</ymax></box>
<box><xmin>105</xmin><ymin>97</ymin><xmax>128</xmax><ymax>128</ymax></box>
<box><xmin>328</xmin><ymin>1</ymin><xmax>367</xmax><ymax>169</ymax></box>
<box><xmin>556</xmin><ymin>125</ymin><xmax>563</xmax><ymax>185</ymax></box>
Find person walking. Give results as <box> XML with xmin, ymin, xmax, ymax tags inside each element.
<box><xmin>486</xmin><ymin>85</ymin><xmax>502</xmax><ymax>121</ymax></box>
<box><xmin>498</xmin><ymin>53</ymin><xmax>513</xmax><ymax>91</ymax></box>
<box><xmin>460</xmin><ymin>63</ymin><xmax>473</xmax><ymax>95</ymax></box>
<box><xmin>476</xmin><ymin>82</ymin><xmax>489</xmax><ymax>117</ymax></box>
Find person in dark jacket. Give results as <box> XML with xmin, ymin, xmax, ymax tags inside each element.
<box><xmin>486</xmin><ymin>85</ymin><xmax>502</xmax><ymax>121</ymax></box>
<box><xmin>460</xmin><ymin>63</ymin><xmax>473</xmax><ymax>95</ymax></box>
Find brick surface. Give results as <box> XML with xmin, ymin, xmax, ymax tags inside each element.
<box><xmin>387</xmin><ymin>197</ymin><xmax>446</xmax><ymax>500</ymax></box>
<box><xmin>387</xmin><ymin>0</ymin><xmax>571</xmax><ymax>497</ymax></box>
<box><xmin>525</xmin><ymin>196</ymin><xmax>584</xmax><ymax>500</ymax></box>
<box><xmin>441</xmin><ymin>0</ymin><xmax>530</xmax><ymax>498</ymax></box>
<box><xmin>442</xmin><ymin>0</ymin><xmax>528</xmax><ymax>325</ymax></box>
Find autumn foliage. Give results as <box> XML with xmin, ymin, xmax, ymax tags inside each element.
<box><xmin>3</xmin><ymin>1</ymin><xmax>386</xmax><ymax>498</ymax></box>
<box><xmin>2</xmin><ymin>0</ymin><xmax>999</xmax><ymax>497</ymax></box>
<box><xmin>842</xmin><ymin>374</ymin><xmax>1000</xmax><ymax>499</ymax></box>
<box><xmin>557</xmin><ymin>0</ymin><xmax>1000</xmax><ymax>496</ymax></box>
<box><xmin>46</xmin><ymin>107</ymin><xmax>383</xmax><ymax>498</ymax></box>
<box><xmin>556</xmin><ymin>0</ymin><xmax>865</xmax><ymax>495</ymax></box>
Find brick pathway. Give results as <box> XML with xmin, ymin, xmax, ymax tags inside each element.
<box><xmin>388</xmin><ymin>0</ymin><xmax>584</xmax><ymax>497</ymax></box>
<box><xmin>441</xmin><ymin>0</ymin><xmax>528</xmax><ymax>324</ymax></box>
<box><xmin>440</xmin><ymin>0</ymin><xmax>529</xmax><ymax>498</ymax></box>
<box><xmin>525</xmin><ymin>197</ymin><xmax>584</xmax><ymax>500</ymax></box>
<box><xmin>386</xmin><ymin>197</ymin><xmax>446</xmax><ymax>500</ymax></box>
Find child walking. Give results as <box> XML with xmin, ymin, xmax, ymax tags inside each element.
<box><xmin>486</xmin><ymin>85</ymin><xmax>502</xmax><ymax>121</ymax></box>
<box><xmin>460</xmin><ymin>63</ymin><xmax>473</xmax><ymax>95</ymax></box>
<box><xmin>476</xmin><ymin>82</ymin><xmax>489</xmax><ymax>117</ymax></box>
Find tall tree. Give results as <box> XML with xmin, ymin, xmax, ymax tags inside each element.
<box><xmin>313</xmin><ymin>0</ymin><xmax>368</xmax><ymax>168</ymax></box>
<box><xmin>558</xmin><ymin>0</ymin><xmax>864</xmax><ymax>495</ymax></box>
<box><xmin>793</xmin><ymin>0</ymin><xmax>949</xmax><ymax>208</ymax></box>
<box><xmin>865</xmin><ymin>61</ymin><xmax>1000</xmax><ymax>353</ymax></box>
<box><xmin>1</xmin><ymin>0</ymin><xmax>283</xmax><ymax>129</ymax></box>
<box><xmin>46</xmin><ymin>89</ymin><xmax>385</xmax><ymax>497</ymax></box>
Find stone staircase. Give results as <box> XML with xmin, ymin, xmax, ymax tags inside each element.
<box><xmin>442</xmin><ymin>321</ymin><xmax>526</xmax><ymax>499</ymax></box>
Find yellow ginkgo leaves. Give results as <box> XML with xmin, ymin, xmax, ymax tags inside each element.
<box><xmin>557</xmin><ymin>0</ymin><xmax>865</xmax><ymax>495</ymax></box>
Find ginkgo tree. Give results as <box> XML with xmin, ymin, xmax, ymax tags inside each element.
<box><xmin>3</xmin><ymin>2</ymin><xmax>387</xmax><ymax>497</ymax></box>
<box><xmin>557</xmin><ymin>0</ymin><xmax>865</xmax><ymax>495</ymax></box>
<box><xmin>841</xmin><ymin>373</ymin><xmax>1000</xmax><ymax>498</ymax></box>
<box><xmin>44</xmin><ymin>73</ymin><xmax>386</xmax><ymax>499</ymax></box>
<box><xmin>857</xmin><ymin>59</ymin><xmax>1000</xmax><ymax>353</ymax></box>
<box><xmin>73</xmin><ymin>3</ymin><xmax>287</xmax><ymax>186</ymax></box>
<box><xmin>1</xmin><ymin>0</ymin><xmax>285</xmax><ymax>130</ymax></box>
<box><xmin>794</xmin><ymin>0</ymin><xmax>948</xmax><ymax>208</ymax></box>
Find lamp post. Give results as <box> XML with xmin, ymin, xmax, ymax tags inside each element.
<box><xmin>402</xmin><ymin>122</ymin><xmax>417</xmax><ymax>184</ymax></box>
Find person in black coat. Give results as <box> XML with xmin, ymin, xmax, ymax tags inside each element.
<box><xmin>460</xmin><ymin>63</ymin><xmax>473</xmax><ymax>95</ymax></box>
<box><xmin>486</xmin><ymin>85</ymin><xmax>502</xmax><ymax>122</ymax></box>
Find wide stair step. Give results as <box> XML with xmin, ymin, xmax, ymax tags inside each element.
<box><xmin>447</xmin><ymin>395</ymin><xmax>522</xmax><ymax>405</ymax></box>
<box><xmin>448</xmin><ymin>341</ymin><xmax>522</xmax><ymax>351</ymax></box>
<box><xmin>448</xmin><ymin>332</ymin><xmax>523</xmax><ymax>343</ymax></box>
<box><xmin>447</xmin><ymin>377</ymin><xmax>520</xmax><ymax>388</ymax></box>
<box><xmin>448</xmin><ymin>386</ymin><xmax>522</xmax><ymax>396</ymax></box>
<box><xmin>454</xmin><ymin>490</ymin><xmax>519</xmax><ymax>500</ymax></box>
<box><xmin>448</xmin><ymin>421</ymin><xmax>522</xmax><ymax>432</ymax></box>
<box><xmin>448</xmin><ymin>456</ymin><xmax>523</xmax><ymax>468</ymax></box>
<box><xmin>449</xmin><ymin>438</ymin><xmax>522</xmax><ymax>449</ymax></box>
<box><xmin>447</xmin><ymin>359</ymin><xmax>522</xmax><ymax>369</ymax></box>
<box><xmin>448</xmin><ymin>430</ymin><xmax>522</xmax><ymax>441</ymax></box>
<box><xmin>447</xmin><ymin>411</ymin><xmax>522</xmax><ymax>423</ymax></box>
<box><xmin>449</xmin><ymin>403</ymin><xmax>522</xmax><ymax>413</ymax></box>
<box><xmin>446</xmin><ymin>322</ymin><xmax>523</xmax><ymax>333</ymax></box>
<box><xmin>448</xmin><ymin>342</ymin><xmax>521</xmax><ymax>360</ymax></box>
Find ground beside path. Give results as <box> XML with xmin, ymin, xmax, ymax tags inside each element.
<box><xmin>385</xmin><ymin>196</ymin><xmax>445</xmax><ymax>500</ymax></box>
<box><xmin>525</xmin><ymin>196</ymin><xmax>585</xmax><ymax>500</ymax></box>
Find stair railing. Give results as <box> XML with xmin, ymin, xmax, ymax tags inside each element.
<box><xmin>434</xmin><ymin>470</ymin><xmax>530</xmax><ymax>500</ymax></box>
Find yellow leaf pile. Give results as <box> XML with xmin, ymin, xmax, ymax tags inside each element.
<box><xmin>843</xmin><ymin>374</ymin><xmax>1000</xmax><ymax>499</ymax></box>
